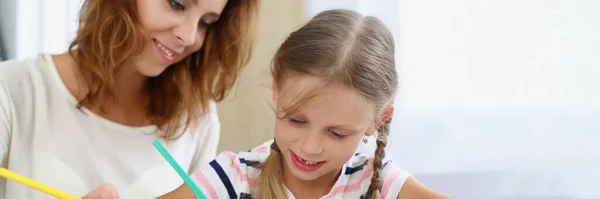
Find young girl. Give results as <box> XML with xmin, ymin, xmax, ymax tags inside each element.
<box><xmin>86</xmin><ymin>8</ymin><xmax>452</xmax><ymax>199</ymax></box>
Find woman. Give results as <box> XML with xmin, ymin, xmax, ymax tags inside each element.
<box><xmin>0</xmin><ymin>0</ymin><xmax>259</xmax><ymax>198</ymax></box>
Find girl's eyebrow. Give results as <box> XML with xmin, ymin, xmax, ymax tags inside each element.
<box><xmin>328</xmin><ymin>124</ymin><xmax>364</xmax><ymax>133</ymax></box>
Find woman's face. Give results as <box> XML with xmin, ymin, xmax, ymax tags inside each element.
<box><xmin>133</xmin><ymin>0</ymin><xmax>227</xmax><ymax>77</ymax></box>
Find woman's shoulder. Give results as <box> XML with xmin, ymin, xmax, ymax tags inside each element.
<box><xmin>191</xmin><ymin>100</ymin><xmax>219</xmax><ymax>127</ymax></box>
<box><xmin>183</xmin><ymin>100</ymin><xmax>220</xmax><ymax>136</ymax></box>
<box><xmin>0</xmin><ymin>55</ymin><xmax>47</xmax><ymax>83</ymax></box>
<box><xmin>0</xmin><ymin>55</ymin><xmax>57</xmax><ymax>100</ymax></box>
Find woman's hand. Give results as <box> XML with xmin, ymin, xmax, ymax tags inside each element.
<box><xmin>82</xmin><ymin>183</ymin><xmax>120</xmax><ymax>199</ymax></box>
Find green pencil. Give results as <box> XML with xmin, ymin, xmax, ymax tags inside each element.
<box><xmin>153</xmin><ymin>140</ymin><xmax>209</xmax><ymax>199</ymax></box>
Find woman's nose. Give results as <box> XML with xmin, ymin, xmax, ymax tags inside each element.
<box><xmin>173</xmin><ymin>20</ymin><xmax>198</xmax><ymax>47</ymax></box>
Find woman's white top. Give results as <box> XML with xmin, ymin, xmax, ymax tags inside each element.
<box><xmin>0</xmin><ymin>55</ymin><xmax>220</xmax><ymax>198</ymax></box>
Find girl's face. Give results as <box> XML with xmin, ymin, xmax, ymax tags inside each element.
<box><xmin>273</xmin><ymin>75</ymin><xmax>376</xmax><ymax>183</ymax></box>
<box><xmin>133</xmin><ymin>0</ymin><xmax>227</xmax><ymax>77</ymax></box>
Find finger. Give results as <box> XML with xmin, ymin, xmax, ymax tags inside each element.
<box><xmin>82</xmin><ymin>183</ymin><xmax>119</xmax><ymax>199</ymax></box>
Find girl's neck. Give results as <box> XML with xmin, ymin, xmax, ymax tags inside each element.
<box><xmin>282</xmin><ymin>161</ymin><xmax>342</xmax><ymax>199</ymax></box>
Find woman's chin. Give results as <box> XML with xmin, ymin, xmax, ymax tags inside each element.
<box><xmin>137</xmin><ymin>64</ymin><xmax>170</xmax><ymax>78</ymax></box>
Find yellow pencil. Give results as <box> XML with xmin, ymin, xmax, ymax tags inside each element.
<box><xmin>0</xmin><ymin>168</ymin><xmax>79</xmax><ymax>199</ymax></box>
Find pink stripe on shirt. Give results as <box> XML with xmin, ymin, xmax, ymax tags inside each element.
<box><xmin>325</xmin><ymin>166</ymin><xmax>374</xmax><ymax>198</ymax></box>
<box><xmin>193</xmin><ymin>172</ymin><xmax>219</xmax><ymax>199</ymax></box>
<box><xmin>381</xmin><ymin>167</ymin><xmax>401</xmax><ymax>198</ymax></box>
<box><xmin>255</xmin><ymin>146</ymin><xmax>268</xmax><ymax>153</ymax></box>
<box><xmin>224</xmin><ymin>151</ymin><xmax>258</xmax><ymax>187</ymax></box>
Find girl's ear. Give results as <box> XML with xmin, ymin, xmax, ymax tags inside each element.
<box><xmin>376</xmin><ymin>105</ymin><xmax>394</xmax><ymax>129</ymax></box>
<box><xmin>272</xmin><ymin>78</ymin><xmax>278</xmax><ymax>104</ymax></box>
<box><xmin>365</xmin><ymin>105</ymin><xmax>394</xmax><ymax>137</ymax></box>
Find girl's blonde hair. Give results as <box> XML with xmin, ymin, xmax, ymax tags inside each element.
<box><xmin>68</xmin><ymin>0</ymin><xmax>260</xmax><ymax>139</ymax></box>
<box><xmin>258</xmin><ymin>9</ymin><xmax>398</xmax><ymax>199</ymax></box>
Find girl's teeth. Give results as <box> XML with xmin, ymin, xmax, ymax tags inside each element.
<box><xmin>299</xmin><ymin>157</ymin><xmax>317</xmax><ymax>165</ymax></box>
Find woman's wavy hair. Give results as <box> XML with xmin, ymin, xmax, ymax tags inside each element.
<box><xmin>68</xmin><ymin>0</ymin><xmax>260</xmax><ymax>139</ymax></box>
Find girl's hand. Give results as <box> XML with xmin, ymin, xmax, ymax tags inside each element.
<box><xmin>82</xmin><ymin>183</ymin><xmax>120</xmax><ymax>199</ymax></box>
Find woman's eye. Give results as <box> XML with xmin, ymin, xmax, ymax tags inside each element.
<box><xmin>199</xmin><ymin>20</ymin><xmax>211</xmax><ymax>28</ymax></box>
<box><xmin>169</xmin><ymin>0</ymin><xmax>185</xmax><ymax>11</ymax></box>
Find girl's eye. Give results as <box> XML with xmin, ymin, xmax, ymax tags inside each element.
<box><xmin>169</xmin><ymin>0</ymin><xmax>185</xmax><ymax>11</ymax></box>
<box><xmin>328</xmin><ymin>129</ymin><xmax>346</xmax><ymax>139</ymax></box>
<box><xmin>290</xmin><ymin>118</ymin><xmax>306</xmax><ymax>125</ymax></box>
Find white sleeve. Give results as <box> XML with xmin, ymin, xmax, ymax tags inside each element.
<box><xmin>188</xmin><ymin>101</ymin><xmax>221</xmax><ymax>173</ymax></box>
<box><xmin>0</xmin><ymin>82</ymin><xmax>13</xmax><ymax>167</ymax></box>
<box><xmin>0</xmin><ymin>81</ymin><xmax>14</xmax><ymax>197</ymax></box>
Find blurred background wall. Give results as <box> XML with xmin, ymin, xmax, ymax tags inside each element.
<box><xmin>216</xmin><ymin>1</ymin><xmax>306</xmax><ymax>153</ymax></box>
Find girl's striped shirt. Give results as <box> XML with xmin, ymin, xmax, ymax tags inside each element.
<box><xmin>191</xmin><ymin>140</ymin><xmax>411</xmax><ymax>199</ymax></box>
